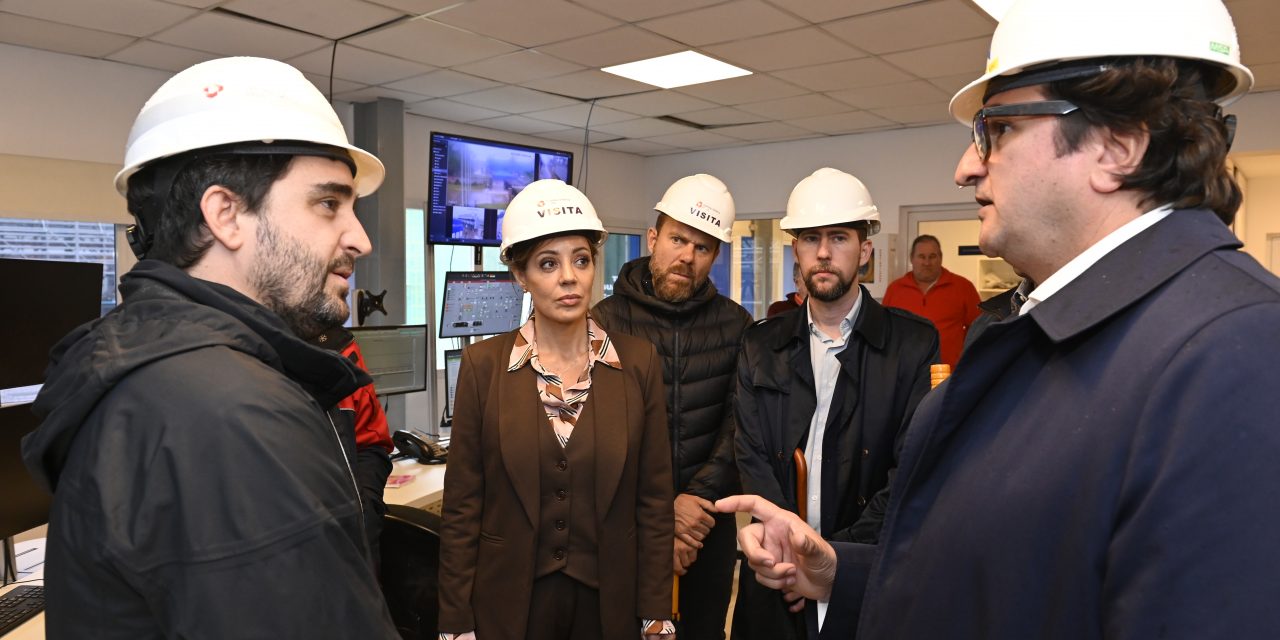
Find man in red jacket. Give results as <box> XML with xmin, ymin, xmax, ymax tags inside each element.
<box><xmin>881</xmin><ymin>235</ymin><xmax>979</xmax><ymax>367</ymax></box>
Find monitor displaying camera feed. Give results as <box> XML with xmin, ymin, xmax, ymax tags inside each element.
<box><xmin>350</xmin><ymin>325</ymin><xmax>428</xmax><ymax>396</ymax></box>
<box><xmin>427</xmin><ymin>132</ymin><xmax>574</xmax><ymax>247</ymax></box>
<box><xmin>439</xmin><ymin>271</ymin><xmax>526</xmax><ymax>339</ymax></box>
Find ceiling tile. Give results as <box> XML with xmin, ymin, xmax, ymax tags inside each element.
<box><xmin>151</xmin><ymin>11</ymin><xmax>328</xmax><ymax>59</ymax></box>
<box><xmin>223</xmin><ymin>0</ymin><xmax>407</xmax><ymax>40</ymax></box>
<box><xmin>773</xmin><ymin>57</ymin><xmax>912</xmax><ymax>92</ymax></box>
<box><xmin>639</xmin><ymin>0</ymin><xmax>804</xmax><ymax>47</ymax></box>
<box><xmin>288</xmin><ymin>44</ymin><xmax>436</xmax><ymax>85</ymax></box>
<box><xmin>385</xmin><ymin>69</ymin><xmax>500</xmax><ymax>97</ymax></box>
<box><xmin>882</xmin><ymin>37</ymin><xmax>988</xmax><ymax>79</ymax></box>
<box><xmin>829</xmin><ymin>80</ymin><xmax>950</xmax><ymax>110</ymax></box>
<box><xmin>1247</xmin><ymin>61</ymin><xmax>1280</xmax><ymax>93</ymax></box>
<box><xmin>591</xmin><ymin>117</ymin><xmax>698</xmax><ymax>138</ymax></box>
<box><xmin>642</xmin><ymin>130</ymin><xmax>741</xmax><ymax>150</ymax></box>
<box><xmin>537</xmin><ymin>25</ymin><xmax>683</xmax><ymax>68</ymax></box>
<box><xmin>469</xmin><ymin>114</ymin><xmax>567</xmax><ymax>135</ymax></box>
<box><xmin>738</xmin><ymin>93</ymin><xmax>849</xmax><ymax>119</ymax></box>
<box><xmin>1226</xmin><ymin>0</ymin><xmax>1280</xmax><ymax>64</ymax></box>
<box><xmin>593</xmin><ymin>138</ymin><xmax>684</xmax><ymax>156</ymax></box>
<box><xmin>0</xmin><ymin>13</ymin><xmax>136</xmax><ymax>57</ymax></box>
<box><xmin>676</xmin><ymin>106</ymin><xmax>763</xmax><ymax>126</ymax></box>
<box><xmin>705</xmin><ymin>27</ymin><xmax>864</xmax><ymax>72</ymax></box>
<box><xmin>566</xmin><ymin>0</ymin><xmax>724</xmax><ymax>23</ymax></box>
<box><xmin>365</xmin><ymin>0</ymin><xmax>464</xmax><ymax>14</ymax></box>
<box><xmin>334</xmin><ymin>86</ymin><xmax>431</xmax><ymax>103</ymax></box>
<box><xmin>406</xmin><ymin>98</ymin><xmax>506</xmax><ymax>122</ymax></box>
<box><xmin>431</xmin><ymin>0</ymin><xmax>618</xmax><ymax>48</ymax></box>
<box><xmin>534</xmin><ymin>128</ymin><xmax>620</xmax><ymax>145</ymax></box>
<box><xmin>714</xmin><ymin>121</ymin><xmax>815</xmax><ymax>142</ymax></box>
<box><xmin>451</xmin><ymin>86</ymin><xmax>580</xmax><ymax>113</ymax></box>
<box><xmin>345</xmin><ymin>17</ymin><xmax>518</xmax><ymax>67</ymax></box>
<box><xmin>927</xmin><ymin>71</ymin><xmax>977</xmax><ymax>96</ymax></box>
<box><xmin>454</xmin><ymin>50</ymin><xmax>585</xmax><ymax>84</ymax></box>
<box><xmin>523</xmin><ymin>69</ymin><xmax>652</xmax><ymax>100</ymax></box>
<box><xmin>676</xmin><ymin>73</ymin><xmax>808</xmax><ymax>105</ymax></box>
<box><xmin>300</xmin><ymin>73</ymin><xmax>367</xmax><ymax>97</ymax></box>
<box><xmin>0</xmin><ymin>0</ymin><xmax>196</xmax><ymax>37</ymax></box>
<box><xmin>106</xmin><ymin>40</ymin><xmax>221</xmax><ymax>72</ymax></box>
<box><xmin>526</xmin><ymin>103</ymin><xmax>636</xmax><ymax>128</ymax></box>
<box><xmin>762</xmin><ymin>0</ymin><xmax>921</xmax><ymax>24</ymax></box>
<box><xmin>788</xmin><ymin>111</ymin><xmax>895</xmax><ymax>135</ymax></box>
<box><xmin>598</xmin><ymin>91</ymin><xmax>718</xmax><ymax>117</ymax></box>
<box><xmin>870</xmin><ymin>102</ymin><xmax>952</xmax><ymax>125</ymax></box>
<box><xmin>823</xmin><ymin>0</ymin><xmax>993</xmax><ymax>55</ymax></box>
<box><xmin>159</xmin><ymin>0</ymin><xmax>221</xmax><ymax>6</ymax></box>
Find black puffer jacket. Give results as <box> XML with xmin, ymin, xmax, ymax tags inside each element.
<box><xmin>592</xmin><ymin>257</ymin><xmax>752</xmax><ymax>500</ymax></box>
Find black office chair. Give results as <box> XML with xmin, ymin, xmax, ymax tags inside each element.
<box><xmin>379</xmin><ymin>503</ymin><xmax>441</xmax><ymax>640</ymax></box>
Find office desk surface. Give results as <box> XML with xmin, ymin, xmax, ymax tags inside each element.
<box><xmin>2</xmin><ymin>461</ymin><xmax>447</xmax><ymax>639</ymax></box>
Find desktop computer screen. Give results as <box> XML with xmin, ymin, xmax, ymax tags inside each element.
<box><xmin>350</xmin><ymin>325</ymin><xmax>428</xmax><ymax>396</ymax></box>
<box><xmin>439</xmin><ymin>271</ymin><xmax>525</xmax><ymax>339</ymax></box>
<box><xmin>0</xmin><ymin>404</ymin><xmax>50</xmax><ymax>540</ymax></box>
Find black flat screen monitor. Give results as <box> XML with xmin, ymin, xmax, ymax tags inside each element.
<box><xmin>427</xmin><ymin>132</ymin><xmax>574</xmax><ymax>247</ymax></box>
<box><xmin>1</xmin><ymin>404</ymin><xmax>51</xmax><ymax>539</ymax></box>
<box><xmin>443</xmin><ymin>349</ymin><xmax>463</xmax><ymax>420</ymax></box>
<box><xmin>439</xmin><ymin>271</ymin><xmax>525</xmax><ymax>339</ymax></box>
<box><xmin>0</xmin><ymin>258</ymin><xmax>102</xmax><ymax>391</ymax></box>
<box><xmin>350</xmin><ymin>325</ymin><xmax>428</xmax><ymax>396</ymax></box>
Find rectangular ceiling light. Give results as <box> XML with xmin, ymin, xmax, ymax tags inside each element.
<box><xmin>602</xmin><ymin>51</ymin><xmax>751</xmax><ymax>89</ymax></box>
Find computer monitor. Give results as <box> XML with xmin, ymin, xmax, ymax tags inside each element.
<box><xmin>427</xmin><ymin>132</ymin><xmax>574</xmax><ymax>247</ymax></box>
<box><xmin>439</xmin><ymin>271</ymin><xmax>526</xmax><ymax>339</ymax></box>
<box><xmin>442</xmin><ymin>349</ymin><xmax>463</xmax><ymax>420</ymax></box>
<box><xmin>1</xmin><ymin>404</ymin><xmax>51</xmax><ymax>541</ymax></box>
<box><xmin>0</xmin><ymin>258</ymin><xmax>102</xmax><ymax>391</ymax></box>
<box><xmin>350</xmin><ymin>325</ymin><xmax>428</xmax><ymax>396</ymax></box>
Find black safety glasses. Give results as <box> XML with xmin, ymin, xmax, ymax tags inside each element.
<box><xmin>971</xmin><ymin>100</ymin><xmax>1079</xmax><ymax>161</ymax></box>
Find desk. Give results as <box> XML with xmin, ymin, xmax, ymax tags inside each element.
<box><xmin>1</xmin><ymin>461</ymin><xmax>447</xmax><ymax>639</ymax></box>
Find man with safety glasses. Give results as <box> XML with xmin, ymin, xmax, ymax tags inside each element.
<box><xmin>720</xmin><ymin>0</ymin><xmax>1280</xmax><ymax>638</ymax></box>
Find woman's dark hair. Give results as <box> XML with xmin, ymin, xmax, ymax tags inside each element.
<box><xmin>505</xmin><ymin>230</ymin><xmax>602</xmax><ymax>272</ymax></box>
<box><xmin>1047</xmin><ymin>57</ymin><xmax>1241</xmax><ymax>224</ymax></box>
<box><xmin>126</xmin><ymin>153</ymin><xmax>294</xmax><ymax>267</ymax></box>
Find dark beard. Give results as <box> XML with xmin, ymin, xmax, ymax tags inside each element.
<box><xmin>805</xmin><ymin>264</ymin><xmax>855</xmax><ymax>302</ymax></box>
<box><xmin>251</xmin><ymin>216</ymin><xmax>352</xmax><ymax>340</ymax></box>
<box><xmin>650</xmin><ymin>260</ymin><xmax>700</xmax><ymax>304</ymax></box>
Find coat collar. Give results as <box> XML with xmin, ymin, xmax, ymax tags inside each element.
<box><xmin>1028</xmin><ymin>209</ymin><xmax>1241</xmax><ymax>343</ymax></box>
<box><xmin>765</xmin><ymin>285</ymin><xmax>889</xmax><ymax>353</ymax></box>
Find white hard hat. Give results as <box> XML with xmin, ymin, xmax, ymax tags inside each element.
<box><xmin>500</xmin><ymin>179</ymin><xmax>608</xmax><ymax>264</ymax></box>
<box><xmin>780</xmin><ymin>168</ymin><xmax>880</xmax><ymax>236</ymax></box>
<box><xmin>654</xmin><ymin>174</ymin><xmax>736</xmax><ymax>243</ymax></box>
<box><xmin>950</xmin><ymin>0</ymin><xmax>1254</xmax><ymax>123</ymax></box>
<box><xmin>115</xmin><ymin>56</ymin><xmax>385</xmax><ymax>196</ymax></box>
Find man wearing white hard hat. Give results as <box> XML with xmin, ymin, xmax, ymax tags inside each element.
<box><xmin>592</xmin><ymin>174</ymin><xmax>752</xmax><ymax>640</ymax></box>
<box><xmin>21</xmin><ymin>57</ymin><xmax>398</xmax><ymax>637</ymax></box>
<box><xmin>731</xmin><ymin>168</ymin><xmax>937</xmax><ymax>640</ymax></box>
<box><xmin>722</xmin><ymin>0</ymin><xmax>1280</xmax><ymax>638</ymax></box>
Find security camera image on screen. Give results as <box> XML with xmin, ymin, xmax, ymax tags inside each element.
<box><xmin>439</xmin><ymin>271</ymin><xmax>526</xmax><ymax>339</ymax></box>
<box><xmin>428</xmin><ymin>132</ymin><xmax>574</xmax><ymax>247</ymax></box>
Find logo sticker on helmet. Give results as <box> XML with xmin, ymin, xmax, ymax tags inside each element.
<box><xmin>203</xmin><ymin>84</ymin><xmax>223</xmax><ymax>98</ymax></box>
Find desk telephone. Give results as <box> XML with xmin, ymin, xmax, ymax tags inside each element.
<box><xmin>392</xmin><ymin>429</ymin><xmax>448</xmax><ymax>465</ymax></box>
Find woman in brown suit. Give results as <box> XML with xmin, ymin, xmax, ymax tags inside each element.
<box><xmin>438</xmin><ymin>180</ymin><xmax>675</xmax><ymax>640</ymax></box>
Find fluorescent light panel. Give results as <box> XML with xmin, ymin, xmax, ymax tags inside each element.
<box><xmin>971</xmin><ymin>0</ymin><xmax>1015</xmax><ymax>21</ymax></box>
<box><xmin>602</xmin><ymin>51</ymin><xmax>751</xmax><ymax>89</ymax></box>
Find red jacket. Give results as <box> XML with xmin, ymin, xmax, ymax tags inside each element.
<box><xmin>882</xmin><ymin>268</ymin><xmax>980</xmax><ymax>368</ymax></box>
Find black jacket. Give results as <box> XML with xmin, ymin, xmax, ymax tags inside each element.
<box><xmin>21</xmin><ymin>260</ymin><xmax>397</xmax><ymax>639</ymax></box>
<box><xmin>733</xmin><ymin>289</ymin><xmax>938</xmax><ymax>541</ymax></box>
<box><xmin>592</xmin><ymin>256</ymin><xmax>752</xmax><ymax>500</ymax></box>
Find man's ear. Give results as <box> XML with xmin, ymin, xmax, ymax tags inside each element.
<box><xmin>200</xmin><ymin>185</ymin><xmax>247</xmax><ymax>251</ymax></box>
<box><xmin>646</xmin><ymin>226</ymin><xmax>658</xmax><ymax>254</ymax></box>
<box><xmin>859</xmin><ymin>238</ymin><xmax>874</xmax><ymax>268</ymax></box>
<box><xmin>1091</xmin><ymin>125</ymin><xmax>1150</xmax><ymax>194</ymax></box>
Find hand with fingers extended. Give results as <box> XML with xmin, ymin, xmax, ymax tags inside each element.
<box><xmin>715</xmin><ymin>494</ymin><xmax>837</xmax><ymax>601</ymax></box>
<box><xmin>674</xmin><ymin>493</ymin><xmax>716</xmax><ymax>548</ymax></box>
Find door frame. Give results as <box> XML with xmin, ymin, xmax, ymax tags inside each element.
<box><xmin>897</xmin><ymin>203</ymin><xmax>980</xmax><ymax>278</ymax></box>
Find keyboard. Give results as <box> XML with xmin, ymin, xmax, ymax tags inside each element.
<box><xmin>0</xmin><ymin>585</ymin><xmax>44</xmax><ymax>636</ymax></box>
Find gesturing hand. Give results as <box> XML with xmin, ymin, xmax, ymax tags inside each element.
<box><xmin>715</xmin><ymin>494</ymin><xmax>837</xmax><ymax>601</ymax></box>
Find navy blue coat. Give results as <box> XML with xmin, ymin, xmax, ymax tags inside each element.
<box><xmin>823</xmin><ymin>209</ymin><xmax>1280</xmax><ymax>639</ymax></box>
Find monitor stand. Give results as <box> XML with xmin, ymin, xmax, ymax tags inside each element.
<box><xmin>2</xmin><ymin>536</ymin><xmax>17</xmax><ymax>586</ymax></box>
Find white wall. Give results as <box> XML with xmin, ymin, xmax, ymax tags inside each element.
<box><xmin>1240</xmin><ymin>175</ymin><xmax>1280</xmax><ymax>273</ymax></box>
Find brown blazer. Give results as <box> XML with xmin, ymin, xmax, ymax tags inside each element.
<box><xmin>438</xmin><ymin>328</ymin><xmax>674</xmax><ymax>639</ymax></box>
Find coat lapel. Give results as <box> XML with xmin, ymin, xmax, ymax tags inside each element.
<box><xmin>499</xmin><ymin>360</ymin><xmax>543</xmax><ymax>528</ymax></box>
<box><xmin>591</xmin><ymin>364</ymin><xmax>628</xmax><ymax>519</ymax></box>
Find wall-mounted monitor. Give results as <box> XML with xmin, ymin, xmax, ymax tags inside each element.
<box><xmin>443</xmin><ymin>349</ymin><xmax>463</xmax><ymax>420</ymax></box>
<box><xmin>427</xmin><ymin>132</ymin><xmax>574</xmax><ymax>247</ymax></box>
<box><xmin>350</xmin><ymin>325</ymin><xmax>428</xmax><ymax>396</ymax></box>
<box><xmin>439</xmin><ymin>271</ymin><xmax>525</xmax><ymax>339</ymax></box>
